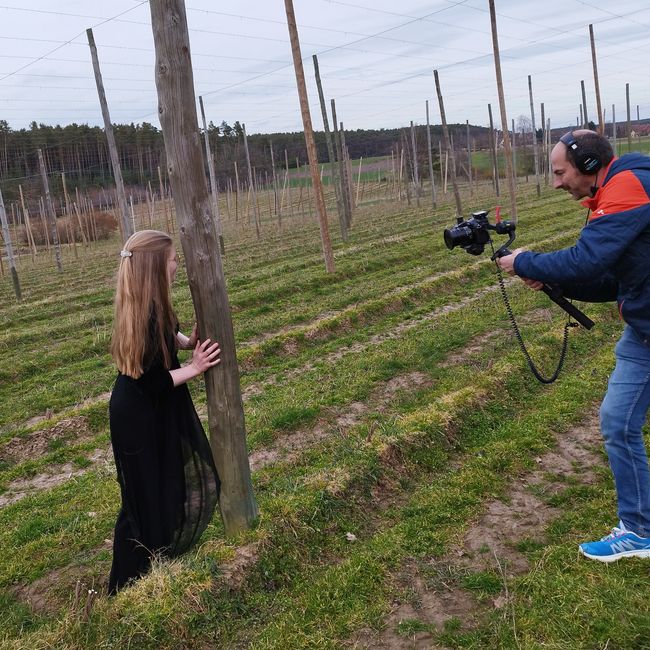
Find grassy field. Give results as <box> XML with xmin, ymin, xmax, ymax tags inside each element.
<box><xmin>0</xmin><ymin>176</ymin><xmax>648</xmax><ymax>649</ymax></box>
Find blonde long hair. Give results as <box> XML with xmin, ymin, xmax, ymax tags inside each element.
<box><xmin>111</xmin><ymin>230</ymin><xmax>177</xmax><ymax>378</ymax></box>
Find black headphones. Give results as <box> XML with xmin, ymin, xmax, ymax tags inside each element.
<box><xmin>559</xmin><ymin>131</ymin><xmax>602</xmax><ymax>175</ymax></box>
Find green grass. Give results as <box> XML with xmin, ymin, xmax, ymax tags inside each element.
<box><xmin>1</xmin><ymin>177</ymin><xmax>648</xmax><ymax>649</ymax></box>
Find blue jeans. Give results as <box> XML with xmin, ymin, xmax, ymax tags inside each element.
<box><xmin>600</xmin><ymin>326</ymin><xmax>650</xmax><ymax>537</ymax></box>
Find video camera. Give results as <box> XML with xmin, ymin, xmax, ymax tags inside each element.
<box><xmin>443</xmin><ymin>209</ymin><xmax>594</xmax><ymax>330</ymax></box>
<box><xmin>444</xmin><ymin>209</ymin><xmax>515</xmax><ymax>258</ymax></box>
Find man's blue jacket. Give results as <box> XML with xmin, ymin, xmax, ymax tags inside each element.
<box><xmin>514</xmin><ymin>153</ymin><xmax>650</xmax><ymax>344</ymax></box>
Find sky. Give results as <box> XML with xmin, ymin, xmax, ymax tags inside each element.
<box><xmin>0</xmin><ymin>0</ymin><xmax>649</xmax><ymax>135</ymax></box>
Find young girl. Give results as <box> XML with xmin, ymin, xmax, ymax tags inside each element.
<box><xmin>108</xmin><ymin>229</ymin><xmax>221</xmax><ymax>594</ymax></box>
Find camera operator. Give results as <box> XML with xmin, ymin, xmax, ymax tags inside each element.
<box><xmin>497</xmin><ymin>129</ymin><xmax>650</xmax><ymax>562</ymax></box>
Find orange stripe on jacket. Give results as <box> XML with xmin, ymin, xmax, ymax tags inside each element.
<box><xmin>582</xmin><ymin>168</ymin><xmax>650</xmax><ymax>221</ymax></box>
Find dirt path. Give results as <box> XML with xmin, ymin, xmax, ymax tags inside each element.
<box><xmin>352</xmin><ymin>407</ymin><xmax>604</xmax><ymax>649</ymax></box>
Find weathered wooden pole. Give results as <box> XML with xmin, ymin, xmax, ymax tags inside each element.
<box><xmin>626</xmin><ymin>83</ymin><xmax>632</xmax><ymax>152</ymax></box>
<box><xmin>198</xmin><ymin>96</ymin><xmax>224</xmax><ymax>252</ymax></box>
<box><xmin>466</xmin><ymin>119</ymin><xmax>473</xmax><ymax>195</ymax></box>
<box><xmin>339</xmin><ymin>116</ymin><xmax>355</xmax><ymax>219</ymax></box>
<box><xmin>488</xmin><ymin>0</ymin><xmax>517</xmax><ymax>220</ymax></box>
<box><xmin>581</xmin><ymin>80</ymin><xmax>589</xmax><ymax>128</ymax></box>
<box><xmin>612</xmin><ymin>103</ymin><xmax>617</xmax><ymax>155</ymax></box>
<box><xmin>589</xmin><ymin>24</ymin><xmax>604</xmax><ymax>135</ymax></box>
<box><xmin>313</xmin><ymin>54</ymin><xmax>346</xmax><ymax>241</ymax></box>
<box><xmin>331</xmin><ymin>99</ymin><xmax>352</xmax><ymax>228</ymax></box>
<box><xmin>511</xmin><ymin>117</ymin><xmax>517</xmax><ymax>184</ymax></box>
<box><xmin>269</xmin><ymin>141</ymin><xmax>281</xmax><ymax>229</ymax></box>
<box><xmin>284</xmin><ymin>0</ymin><xmax>334</xmax><ymax>272</ymax></box>
<box><xmin>0</xmin><ymin>189</ymin><xmax>20</xmax><ymax>300</ymax></box>
<box><xmin>19</xmin><ymin>185</ymin><xmax>37</xmax><ymax>262</ymax></box>
<box><xmin>433</xmin><ymin>69</ymin><xmax>462</xmax><ymax>218</ymax></box>
<box><xmin>541</xmin><ymin>103</ymin><xmax>548</xmax><ymax>185</ymax></box>
<box><xmin>149</xmin><ymin>0</ymin><xmax>258</xmax><ymax>535</ymax></box>
<box><xmin>242</xmin><ymin>123</ymin><xmax>260</xmax><ymax>239</ymax></box>
<box><xmin>37</xmin><ymin>149</ymin><xmax>63</xmax><ymax>271</ymax></box>
<box><xmin>410</xmin><ymin>120</ymin><xmax>421</xmax><ymax>207</ymax></box>
<box><xmin>425</xmin><ymin>100</ymin><xmax>436</xmax><ymax>209</ymax></box>
<box><xmin>527</xmin><ymin>75</ymin><xmax>541</xmax><ymax>198</ymax></box>
<box><xmin>487</xmin><ymin>103</ymin><xmax>500</xmax><ymax>196</ymax></box>
<box><xmin>86</xmin><ymin>28</ymin><xmax>133</xmax><ymax>241</ymax></box>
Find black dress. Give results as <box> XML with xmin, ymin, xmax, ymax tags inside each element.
<box><xmin>108</xmin><ymin>325</ymin><xmax>220</xmax><ymax>594</ymax></box>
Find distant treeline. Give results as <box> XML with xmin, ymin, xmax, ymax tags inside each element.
<box><xmin>0</xmin><ymin>119</ymin><xmax>500</xmax><ymax>205</ymax></box>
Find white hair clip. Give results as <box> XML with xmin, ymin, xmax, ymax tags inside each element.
<box><xmin>120</xmin><ymin>250</ymin><xmax>132</xmax><ymax>258</ymax></box>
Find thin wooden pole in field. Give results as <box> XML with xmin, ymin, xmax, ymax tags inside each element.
<box><xmin>199</xmin><ymin>96</ymin><xmax>224</xmax><ymax>252</ymax></box>
<box><xmin>37</xmin><ymin>149</ymin><xmax>63</xmax><ymax>271</ymax></box>
<box><xmin>233</xmin><ymin>161</ymin><xmax>240</xmax><ymax>223</ymax></box>
<box><xmin>284</xmin><ymin>0</ymin><xmax>334</xmax><ymax>272</ymax></box>
<box><xmin>331</xmin><ymin>100</ymin><xmax>352</xmax><ymax>227</ymax></box>
<box><xmin>528</xmin><ymin>75</ymin><xmax>541</xmax><ymax>198</ymax></box>
<box><xmin>150</xmin><ymin>0</ymin><xmax>258</xmax><ymax>535</ymax></box>
<box><xmin>511</xmin><ymin>118</ymin><xmax>517</xmax><ymax>184</ymax></box>
<box><xmin>488</xmin><ymin>0</ymin><xmax>517</xmax><ymax>220</ymax></box>
<box><xmin>356</xmin><ymin>157</ymin><xmax>363</xmax><ymax>205</ymax></box>
<box><xmin>626</xmin><ymin>83</ymin><xmax>632</xmax><ymax>152</ymax></box>
<box><xmin>397</xmin><ymin>147</ymin><xmax>404</xmax><ymax>203</ymax></box>
<box><xmin>488</xmin><ymin>103</ymin><xmax>500</xmax><ymax>196</ymax></box>
<box><xmin>589</xmin><ymin>24</ymin><xmax>604</xmax><ymax>134</ymax></box>
<box><xmin>270</xmin><ymin>141</ymin><xmax>281</xmax><ymax>229</ymax></box>
<box><xmin>581</xmin><ymin>80</ymin><xmax>589</xmax><ymax>128</ymax></box>
<box><xmin>341</xmin><ymin>123</ymin><xmax>355</xmax><ymax>213</ymax></box>
<box><xmin>612</xmin><ymin>104</ymin><xmax>617</xmax><ymax>155</ymax></box>
<box><xmin>433</xmin><ymin>69</ymin><xmax>462</xmax><ymax>218</ymax></box>
<box><xmin>313</xmin><ymin>54</ymin><xmax>346</xmax><ymax>240</ymax></box>
<box><xmin>19</xmin><ymin>185</ymin><xmax>37</xmax><ymax>262</ymax></box>
<box><xmin>242</xmin><ymin>124</ymin><xmax>260</xmax><ymax>238</ymax></box>
<box><xmin>284</xmin><ymin>150</ymin><xmax>294</xmax><ymax>219</ymax></box>
<box><xmin>425</xmin><ymin>100</ymin><xmax>436</xmax><ymax>209</ymax></box>
<box><xmin>410</xmin><ymin>120</ymin><xmax>420</xmax><ymax>207</ymax></box>
<box><xmin>87</xmin><ymin>28</ymin><xmax>132</xmax><ymax>241</ymax></box>
<box><xmin>61</xmin><ymin>172</ymin><xmax>81</xmax><ymax>252</ymax></box>
<box><xmin>38</xmin><ymin>197</ymin><xmax>51</xmax><ymax>255</ymax></box>
<box><xmin>466</xmin><ymin>119</ymin><xmax>473</xmax><ymax>195</ymax></box>
<box><xmin>0</xmin><ymin>189</ymin><xmax>21</xmax><ymax>299</ymax></box>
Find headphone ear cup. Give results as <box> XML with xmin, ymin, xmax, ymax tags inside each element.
<box><xmin>577</xmin><ymin>153</ymin><xmax>602</xmax><ymax>174</ymax></box>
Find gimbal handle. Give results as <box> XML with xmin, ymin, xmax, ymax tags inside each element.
<box><xmin>494</xmin><ymin>247</ymin><xmax>595</xmax><ymax>330</ymax></box>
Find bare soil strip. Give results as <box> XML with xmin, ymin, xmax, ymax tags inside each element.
<box><xmin>352</xmin><ymin>407</ymin><xmax>603</xmax><ymax>649</ymax></box>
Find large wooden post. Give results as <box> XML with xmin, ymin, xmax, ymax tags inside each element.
<box><xmin>284</xmin><ymin>0</ymin><xmax>334</xmax><ymax>273</ymax></box>
<box><xmin>86</xmin><ymin>28</ymin><xmax>133</xmax><ymax>241</ymax></box>
<box><xmin>488</xmin><ymin>0</ymin><xmax>517</xmax><ymax>221</ymax></box>
<box><xmin>0</xmin><ymin>189</ymin><xmax>20</xmax><ymax>300</ymax></box>
<box><xmin>149</xmin><ymin>0</ymin><xmax>258</xmax><ymax>535</ymax></box>
<box><xmin>312</xmin><ymin>55</ymin><xmax>346</xmax><ymax>241</ymax></box>
<box><xmin>433</xmin><ymin>70</ymin><xmax>462</xmax><ymax>219</ymax></box>
<box><xmin>37</xmin><ymin>149</ymin><xmax>63</xmax><ymax>271</ymax></box>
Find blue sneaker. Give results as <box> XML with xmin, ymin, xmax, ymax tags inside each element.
<box><xmin>579</xmin><ymin>527</ymin><xmax>650</xmax><ymax>563</ymax></box>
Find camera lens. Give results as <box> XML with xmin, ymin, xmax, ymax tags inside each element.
<box><xmin>443</xmin><ymin>225</ymin><xmax>471</xmax><ymax>250</ymax></box>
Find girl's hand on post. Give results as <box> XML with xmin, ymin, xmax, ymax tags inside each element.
<box><xmin>190</xmin><ymin>338</ymin><xmax>221</xmax><ymax>374</ymax></box>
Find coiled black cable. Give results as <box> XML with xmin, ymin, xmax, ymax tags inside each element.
<box><xmin>490</xmin><ymin>241</ymin><xmax>574</xmax><ymax>384</ymax></box>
